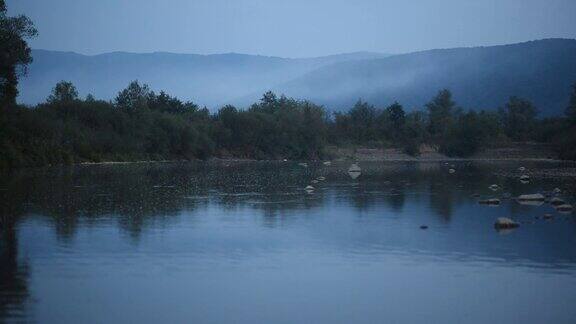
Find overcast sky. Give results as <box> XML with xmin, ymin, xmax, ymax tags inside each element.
<box><xmin>7</xmin><ymin>0</ymin><xmax>576</xmax><ymax>57</ymax></box>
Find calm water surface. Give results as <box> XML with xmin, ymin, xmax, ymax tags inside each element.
<box><xmin>1</xmin><ymin>161</ymin><xmax>576</xmax><ymax>323</ymax></box>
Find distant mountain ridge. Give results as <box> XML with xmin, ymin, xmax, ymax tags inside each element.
<box><xmin>271</xmin><ymin>38</ymin><xmax>576</xmax><ymax>115</ymax></box>
<box><xmin>19</xmin><ymin>49</ymin><xmax>388</xmax><ymax>107</ymax></box>
<box><xmin>19</xmin><ymin>39</ymin><xmax>576</xmax><ymax>115</ymax></box>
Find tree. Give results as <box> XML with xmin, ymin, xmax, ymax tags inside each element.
<box><xmin>386</xmin><ymin>102</ymin><xmax>406</xmax><ymax>129</ymax></box>
<box><xmin>499</xmin><ymin>96</ymin><xmax>538</xmax><ymax>141</ymax></box>
<box><xmin>115</xmin><ymin>81</ymin><xmax>151</xmax><ymax>110</ymax></box>
<box><xmin>47</xmin><ymin>81</ymin><xmax>78</xmax><ymax>104</ymax></box>
<box><xmin>250</xmin><ymin>91</ymin><xmax>279</xmax><ymax>113</ymax></box>
<box><xmin>214</xmin><ymin>104</ymin><xmax>239</xmax><ymax>150</ymax></box>
<box><xmin>148</xmin><ymin>91</ymin><xmax>198</xmax><ymax>114</ymax></box>
<box><xmin>440</xmin><ymin>111</ymin><xmax>484</xmax><ymax>157</ymax></box>
<box><xmin>401</xmin><ymin>111</ymin><xmax>427</xmax><ymax>156</ymax></box>
<box><xmin>85</xmin><ymin>94</ymin><xmax>96</xmax><ymax>102</ymax></box>
<box><xmin>348</xmin><ymin>99</ymin><xmax>377</xmax><ymax>142</ymax></box>
<box><xmin>384</xmin><ymin>102</ymin><xmax>406</xmax><ymax>140</ymax></box>
<box><xmin>426</xmin><ymin>89</ymin><xmax>456</xmax><ymax>138</ymax></box>
<box><xmin>566</xmin><ymin>82</ymin><xmax>576</xmax><ymax>123</ymax></box>
<box><xmin>0</xmin><ymin>0</ymin><xmax>37</xmax><ymax>107</ymax></box>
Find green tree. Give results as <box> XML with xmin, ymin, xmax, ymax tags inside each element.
<box><xmin>440</xmin><ymin>111</ymin><xmax>484</xmax><ymax>157</ymax></box>
<box><xmin>401</xmin><ymin>111</ymin><xmax>427</xmax><ymax>156</ymax></box>
<box><xmin>348</xmin><ymin>100</ymin><xmax>378</xmax><ymax>143</ymax></box>
<box><xmin>47</xmin><ymin>81</ymin><xmax>79</xmax><ymax>104</ymax></box>
<box><xmin>148</xmin><ymin>91</ymin><xmax>198</xmax><ymax>114</ymax></box>
<box><xmin>499</xmin><ymin>96</ymin><xmax>538</xmax><ymax>141</ymax></box>
<box><xmin>384</xmin><ymin>102</ymin><xmax>406</xmax><ymax>140</ymax></box>
<box><xmin>214</xmin><ymin>104</ymin><xmax>239</xmax><ymax>150</ymax></box>
<box><xmin>426</xmin><ymin>89</ymin><xmax>457</xmax><ymax>138</ymax></box>
<box><xmin>553</xmin><ymin>82</ymin><xmax>576</xmax><ymax>160</ymax></box>
<box><xmin>566</xmin><ymin>82</ymin><xmax>576</xmax><ymax>123</ymax></box>
<box><xmin>252</xmin><ymin>91</ymin><xmax>279</xmax><ymax>113</ymax></box>
<box><xmin>115</xmin><ymin>81</ymin><xmax>151</xmax><ymax>110</ymax></box>
<box><xmin>0</xmin><ymin>0</ymin><xmax>37</xmax><ymax>107</ymax></box>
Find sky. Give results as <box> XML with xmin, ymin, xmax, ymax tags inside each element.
<box><xmin>6</xmin><ymin>0</ymin><xmax>576</xmax><ymax>57</ymax></box>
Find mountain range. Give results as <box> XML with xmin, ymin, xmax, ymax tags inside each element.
<box><xmin>19</xmin><ymin>38</ymin><xmax>576</xmax><ymax>115</ymax></box>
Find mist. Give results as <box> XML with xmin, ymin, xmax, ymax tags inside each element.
<box><xmin>19</xmin><ymin>50</ymin><xmax>388</xmax><ymax>107</ymax></box>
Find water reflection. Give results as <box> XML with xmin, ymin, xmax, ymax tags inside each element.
<box><xmin>0</xmin><ymin>215</ymin><xmax>30</xmax><ymax>322</ymax></box>
<box><xmin>0</xmin><ymin>161</ymin><xmax>575</xmax><ymax>323</ymax></box>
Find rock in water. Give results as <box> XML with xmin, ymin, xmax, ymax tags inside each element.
<box><xmin>304</xmin><ymin>185</ymin><xmax>315</xmax><ymax>192</ymax></box>
<box><xmin>323</xmin><ymin>161</ymin><xmax>332</xmax><ymax>166</ymax></box>
<box><xmin>478</xmin><ymin>199</ymin><xmax>501</xmax><ymax>205</ymax></box>
<box><xmin>420</xmin><ymin>225</ymin><xmax>429</xmax><ymax>230</ymax></box>
<box><xmin>489</xmin><ymin>184</ymin><xmax>499</xmax><ymax>191</ymax></box>
<box><xmin>556</xmin><ymin>204</ymin><xmax>573</xmax><ymax>213</ymax></box>
<box><xmin>348</xmin><ymin>163</ymin><xmax>361</xmax><ymax>173</ymax></box>
<box><xmin>517</xmin><ymin>194</ymin><xmax>545</xmax><ymax>201</ymax></box>
<box><xmin>518</xmin><ymin>199</ymin><xmax>544</xmax><ymax>206</ymax></box>
<box><xmin>550</xmin><ymin>197</ymin><xmax>566</xmax><ymax>206</ymax></box>
<box><xmin>494</xmin><ymin>217</ymin><xmax>520</xmax><ymax>229</ymax></box>
<box><xmin>448</xmin><ymin>168</ymin><xmax>456</xmax><ymax>174</ymax></box>
<box><xmin>519</xmin><ymin>166</ymin><xmax>526</xmax><ymax>172</ymax></box>
<box><xmin>348</xmin><ymin>163</ymin><xmax>362</xmax><ymax>179</ymax></box>
<box><xmin>520</xmin><ymin>174</ymin><xmax>530</xmax><ymax>183</ymax></box>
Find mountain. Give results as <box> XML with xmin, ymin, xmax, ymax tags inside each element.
<box><xmin>273</xmin><ymin>39</ymin><xmax>576</xmax><ymax>115</ymax></box>
<box><xmin>19</xmin><ymin>39</ymin><xmax>576</xmax><ymax>115</ymax></box>
<box><xmin>18</xmin><ymin>50</ymin><xmax>388</xmax><ymax>107</ymax></box>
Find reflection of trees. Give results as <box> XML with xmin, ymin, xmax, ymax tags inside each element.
<box><xmin>0</xmin><ymin>174</ymin><xmax>31</xmax><ymax>322</ymax></box>
<box><xmin>1</xmin><ymin>161</ymin><xmax>556</xmax><ymax>244</ymax></box>
<box><xmin>0</xmin><ymin>204</ymin><xmax>30</xmax><ymax>322</ymax></box>
<box><xmin>0</xmin><ymin>223</ymin><xmax>30</xmax><ymax>322</ymax></box>
<box><xmin>3</xmin><ymin>163</ymin><xmax>333</xmax><ymax>241</ymax></box>
<box><xmin>383</xmin><ymin>188</ymin><xmax>406</xmax><ymax>212</ymax></box>
<box><xmin>428</xmin><ymin>181</ymin><xmax>454</xmax><ymax>222</ymax></box>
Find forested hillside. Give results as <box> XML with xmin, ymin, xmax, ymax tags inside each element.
<box><xmin>18</xmin><ymin>39</ymin><xmax>576</xmax><ymax>116</ymax></box>
<box><xmin>276</xmin><ymin>39</ymin><xmax>576</xmax><ymax>116</ymax></box>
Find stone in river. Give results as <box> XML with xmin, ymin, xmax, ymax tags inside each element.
<box><xmin>517</xmin><ymin>194</ymin><xmax>545</xmax><ymax>201</ymax></box>
<box><xmin>494</xmin><ymin>217</ymin><xmax>520</xmax><ymax>229</ymax></box>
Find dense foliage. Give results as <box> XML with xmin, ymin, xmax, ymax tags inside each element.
<box><xmin>1</xmin><ymin>79</ymin><xmax>576</xmax><ymax>169</ymax></box>
<box><xmin>0</xmin><ymin>0</ymin><xmax>37</xmax><ymax>107</ymax></box>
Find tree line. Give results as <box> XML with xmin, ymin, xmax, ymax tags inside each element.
<box><xmin>1</xmin><ymin>79</ymin><xmax>576</xmax><ymax>169</ymax></box>
<box><xmin>332</xmin><ymin>88</ymin><xmax>576</xmax><ymax>159</ymax></box>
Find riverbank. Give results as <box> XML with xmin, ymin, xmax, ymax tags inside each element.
<box><xmin>75</xmin><ymin>143</ymin><xmax>560</xmax><ymax>166</ymax></box>
<box><xmin>0</xmin><ymin>142</ymin><xmax>567</xmax><ymax>172</ymax></box>
<box><xmin>326</xmin><ymin>142</ymin><xmax>559</xmax><ymax>162</ymax></box>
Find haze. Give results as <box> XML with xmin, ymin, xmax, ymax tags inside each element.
<box><xmin>7</xmin><ymin>0</ymin><xmax>576</xmax><ymax>57</ymax></box>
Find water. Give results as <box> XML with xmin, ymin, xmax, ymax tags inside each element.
<box><xmin>1</xmin><ymin>161</ymin><xmax>576</xmax><ymax>323</ymax></box>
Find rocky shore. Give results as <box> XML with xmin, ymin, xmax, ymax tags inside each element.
<box><xmin>327</xmin><ymin>142</ymin><xmax>559</xmax><ymax>162</ymax></box>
